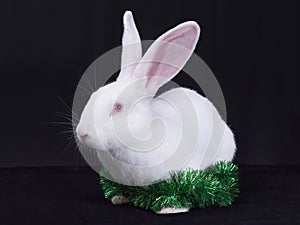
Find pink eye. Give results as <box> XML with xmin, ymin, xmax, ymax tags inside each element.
<box><xmin>110</xmin><ymin>102</ymin><xmax>123</xmax><ymax>116</ymax></box>
<box><xmin>115</xmin><ymin>103</ymin><xmax>122</xmax><ymax>112</ymax></box>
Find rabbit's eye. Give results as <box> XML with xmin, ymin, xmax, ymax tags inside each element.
<box><xmin>111</xmin><ymin>102</ymin><xmax>123</xmax><ymax>116</ymax></box>
<box><xmin>114</xmin><ymin>103</ymin><xmax>122</xmax><ymax>112</ymax></box>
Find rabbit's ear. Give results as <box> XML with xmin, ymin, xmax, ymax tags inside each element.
<box><xmin>117</xmin><ymin>11</ymin><xmax>142</xmax><ymax>80</ymax></box>
<box><xmin>132</xmin><ymin>21</ymin><xmax>200</xmax><ymax>95</ymax></box>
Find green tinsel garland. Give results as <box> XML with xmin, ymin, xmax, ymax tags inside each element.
<box><xmin>100</xmin><ymin>162</ymin><xmax>239</xmax><ymax>212</ymax></box>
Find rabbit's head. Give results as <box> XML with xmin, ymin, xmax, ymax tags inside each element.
<box><xmin>76</xmin><ymin>11</ymin><xmax>200</xmax><ymax>154</ymax></box>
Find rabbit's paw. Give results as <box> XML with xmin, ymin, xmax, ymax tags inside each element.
<box><xmin>156</xmin><ymin>207</ymin><xmax>190</xmax><ymax>214</ymax></box>
<box><xmin>111</xmin><ymin>195</ymin><xmax>130</xmax><ymax>205</ymax></box>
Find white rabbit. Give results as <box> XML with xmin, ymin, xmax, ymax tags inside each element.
<box><xmin>76</xmin><ymin>11</ymin><xmax>236</xmax><ymax>213</ymax></box>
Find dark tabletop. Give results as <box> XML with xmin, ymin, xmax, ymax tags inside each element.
<box><xmin>0</xmin><ymin>165</ymin><xmax>299</xmax><ymax>225</ymax></box>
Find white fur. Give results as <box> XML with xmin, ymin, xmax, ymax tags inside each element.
<box><xmin>118</xmin><ymin>11</ymin><xmax>142</xmax><ymax>80</ymax></box>
<box><xmin>156</xmin><ymin>207</ymin><xmax>190</xmax><ymax>214</ymax></box>
<box><xmin>76</xmin><ymin>11</ymin><xmax>236</xmax><ymax>186</ymax></box>
<box><xmin>111</xmin><ymin>195</ymin><xmax>129</xmax><ymax>205</ymax></box>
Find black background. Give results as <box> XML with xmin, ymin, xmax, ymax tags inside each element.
<box><xmin>0</xmin><ymin>0</ymin><xmax>299</xmax><ymax>167</ymax></box>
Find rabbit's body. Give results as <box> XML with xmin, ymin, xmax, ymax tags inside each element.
<box><xmin>76</xmin><ymin>11</ymin><xmax>236</xmax><ymax>212</ymax></box>
<box><xmin>95</xmin><ymin>86</ymin><xmax>235</xmax><ymax>186</ymax></box>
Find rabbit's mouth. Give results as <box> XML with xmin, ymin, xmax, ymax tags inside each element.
<box><xmin>107</xmin><ymin>147</ymin><xmax>132</xmax><ymax>164</ymax></box>
<box><xmin>108</xmin><ymin>148</ymin><xmax>117</xmax><ymax>158</ymax></box>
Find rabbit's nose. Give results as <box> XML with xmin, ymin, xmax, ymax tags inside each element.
<box><xmin>76</xmin><ymin>126</ymin><xmax>88</xmax><ymax>138</ymax></box>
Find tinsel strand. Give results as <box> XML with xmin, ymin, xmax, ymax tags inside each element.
<box><xmin>100</xmin><ymin>161</ymin><xmax>239</xmax><ymax>212</ymax></box>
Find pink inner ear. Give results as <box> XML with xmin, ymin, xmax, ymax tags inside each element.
<box><xmin>162</xmin><ymin>26</ymin><xmax>198</xmax><ymax>51</ymax></box>
<box><xmin>145</xmin><ymin>61</ymin><xmax>178</xmax><ymax>88</ymax></box>
<box><xmin>145</xmin><ymin>26</ymin><xmax>198</xmax><ymax>85</ymax></box>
